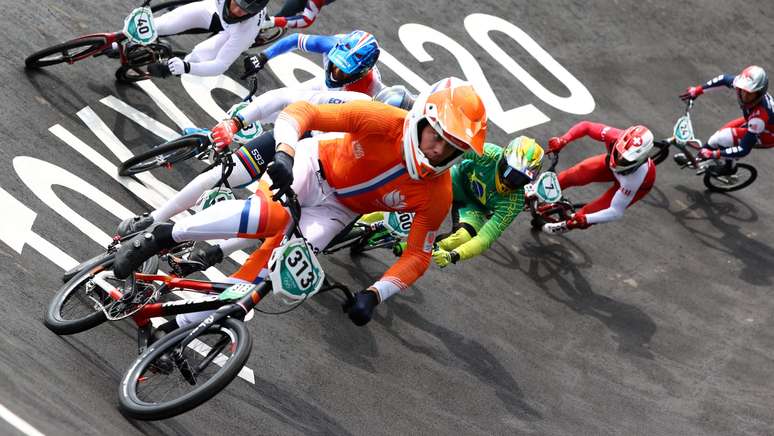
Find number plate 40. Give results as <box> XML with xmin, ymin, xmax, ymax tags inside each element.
<box><xmin>123</xmin><ymin>7</ymin><xmax>157</xmax><ymax>45</ymax></box>
<box><xmin>268</xmin><ymin>237</ymin><xmax>325</xmax><ymax>301</ymax></box>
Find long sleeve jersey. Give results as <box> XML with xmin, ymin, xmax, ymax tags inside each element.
<box><xmin>557</xmin><ymin>121</ymin><xmax>654</xmax><ymax>225</ymax></box>
<box><xmin>262</xmin><ymin>32</ymin><xmax>384</xmax><ymax>96</ymax></box>
<box><xmin>700</xmin><ymin>74</ymin><xmax>774</xmax><ymax>157</ymax></box>
<box><xmin>449</xmin><ymin>143</ymin><xmax>525</xmax><ymax>261</ymax></box>
<box><xmin>274</xmin><ymin>100</ymin><xmax>452</xmax><ymax>301</ymax></box>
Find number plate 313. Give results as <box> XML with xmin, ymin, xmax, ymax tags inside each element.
<box><xmin>268</xmin><ymin>237</ymin><xmax>325</xmax><ymax>301</ymax></box>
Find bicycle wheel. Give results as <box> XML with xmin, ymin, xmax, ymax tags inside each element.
<box><xmin>25</xmin><ymin>36</ymin><xmax>108</xmax><ymax>68</ymax></box>
<box><xmin>649</xmin><ymin>140</ymin><xmax>671</xmax><ymax>166</ymax></box>
<box><xmin>118</xmin><ymin>317</ymin><xmax>252</xmax><ymax>420</ymax></box>
<box><xmin>45</xmin><ymin>254</ymin><xmax>159</xmax><ymax>335</ymax></box>
<box><xmin>703</xmin><ymin>163</ymin><xmax>757</xmax><ymax>193</ymax></box>
<box><xmin>119</xmin><ymin>136</ymin><xmax>205</xmax><ymax>176</ymax></box>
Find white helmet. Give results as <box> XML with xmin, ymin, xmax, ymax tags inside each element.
<box><xmin>402</xmin><ymin>77</ymin><xmax>487</xmax><ymax>180</ymax></box>
<box><xmin>733</xmin><ymin>65</ymin><xmax>769</xmax><ymax>109</ymax></box>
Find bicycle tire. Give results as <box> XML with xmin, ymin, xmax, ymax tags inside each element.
<box><xmin>703</xmin><ymin>163</ymin><xmax>757</xmax><ymax>193</ymax></box>
<box><xmin>119</xmin><ymin>136</ymin><xmax>205</xmax><ymax>176</ymax></box>
<box><xmin>250</xmin><ymin>27</ymin><xmax>287</xmax><ymax>48</ymax></box>
<box><xmin>61</xmin><ymin>252</ymin><xmax>109</xmax><ymax>283</ymax></box>
<box><xmin>118</xmin><ymin>317</ymin><xmax>252</xmax><ymax>420</ymax></box>
<box><xmin>25</xmin><ymin>36</ymin><xmax>108</xmax><ymax>69</ymax></box>
<box><xmin>46</xmin><ymin>254</ymin><xmax>159</xmax><ymax>335</ymax></box>
<box><xmin>649</xmin><ymin>140</ymin><xmax>671</xmax><ymax>166</ymax></box>
<box><xmin>45</xmin><ymin>254</ymin><xmax>114</xmax><ymax>334</ymax></box>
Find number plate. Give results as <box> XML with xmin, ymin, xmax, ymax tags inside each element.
<box><xmin>268</xmin><ymin>237</ymin><xmax>325</xmax><ymax>301</ymax></box>
<box><xmin>123</xmin><ymin>7</ymin><xmax>157</xmax><ymax>45</ymax></box>
<box><xmin>533</xmin><ymin>172</ymin><xmax>562</xmax><ymax>203</ymax></box>
<box><xmin>673</xmin><ymin>116</ymin><xmax>694</xmax><ymax>145</ymax></box>
<box><xmin>218</xmin><ymin>283</ymin><xmax>257</xmax><ymax>301</ymax></box>
<box><xmin>383</xmin><ymin>211</ymin><xmax>414</xmax><ymax>238</ymax></box>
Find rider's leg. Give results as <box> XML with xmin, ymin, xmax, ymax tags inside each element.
<box><xmin>154</xmin><ymin>1</ymin><xmax>215</xmax><ymax>36</ymax></box>
<box><xmin>557</xmin><ymin>154</ymin><xmax>615</xmax><ymax>189</ymax></box>
<box><xmin>707</xmin><ymin>127</ymin><xmax>744</xmax><ymax>174</ymax></box>
<box><xmin>118</xmin><ymin>132</ymin><xmax>276</xmax><ymax>235</ymax></box>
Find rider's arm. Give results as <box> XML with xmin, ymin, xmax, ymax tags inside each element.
<box><xmin>270</xmin><ymin>0</ymin><xmax>327</xmax><ymax>29</ymax></box>
<box><xmin>701</xmin><ymin>74</ymin><xmax>735</xmax><ymax>91</ymax></box>
<box><xmin>558</xmin><ymin>121</ymin><xmax>622</xmax><ymax>146</ymax></box>
<box><xmin>186</xmin><ymin>20</ymin><xmax>260</xmax><ymax>76</ymax></box>
<box><xmin>372</xmin><ymin>192</ymin><xmax>451</xmax><ymax>302</ymax></box>
<box><xmin>273</xmin><ymin>100</ymin><xmax>406</xmax><ymax>149</ymax></box>
<box><xmin>452</xmin><ymin>192</ymin><xmax>524</xmax><ymax>261</ymax></box>
<box><xmin>263</xmin><ymin>33</ymin><xmax>338</xmax><ymax>59</ymax></box>
<box><xmin>238</xmin><ymin>89</ymin><xmax>369</xmax><ymax>125</ymax></box>
<box><xmin>584</xmin><ymin>164</ymin><xmax>648</xmax><ymax>225</ymax></box>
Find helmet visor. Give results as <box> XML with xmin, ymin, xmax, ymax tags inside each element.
<box><xmin>498</xmin><ymin>158</ymin><xmax>532</xmax><ymax>190</ymax></box>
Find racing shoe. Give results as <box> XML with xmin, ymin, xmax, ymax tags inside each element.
<box><xmin>708</xmin><ymin>160</ymin><xmax>737</xmax><ymax>177</ymax></box>
<box><xmin>542</xmin><ymin>221</ymin><xmax>569</xmax><ymax>235</ymax></box>
<box><xmin>172</xmin><ymin>244</ymin><xmax>224</xmax><ymax>276</ymax></box>
<box><xmin>116</xmin><ymin>213</ymin><xmax>155</xmax><ymax>238</ymax></box>
<box><xmin>113</xmin><ymin>223</ymin><xmax>176</xmax><ymax>279</ymax></box>
<box><xmin>673</xmin><ymin>153</ymin><xmax>689</xmax><ymax>167</ymax></box>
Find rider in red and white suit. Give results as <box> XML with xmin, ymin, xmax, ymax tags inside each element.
<box><xmin>543</xmin><ymin>122</ymin><xmax>656</xmax><ymax>234</ymax></box>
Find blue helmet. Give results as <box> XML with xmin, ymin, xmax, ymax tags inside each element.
<box><xmin>325</xmin><ymin>30</ymin><xmax>380</xmax><ymax>88</ymax></box>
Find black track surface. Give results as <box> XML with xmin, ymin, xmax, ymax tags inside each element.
<box><xmin>2</xmin><ymin>1</ymin><xmax>773</xmax><ymax>435</ymax></box>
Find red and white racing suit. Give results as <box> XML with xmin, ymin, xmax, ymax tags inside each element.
<box><xmin>554</xmin><ymin>121</ymin><xmax>656</xmax><ymax>225</ymax></box>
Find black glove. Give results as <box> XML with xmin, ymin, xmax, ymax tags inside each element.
<box><xmin>241</xmin><ymin>52</ymin><xmax>269</xmax><ymax>79</ymax></box>
<box><xmin>348</xmin><ymin>290</ymin><xmax>379</xmax><ymax>326</ymax></box>
<box><xmin>147</xmin><ymin>62</ymin><xmax>172</xmax><ymax>78</ymax></box>
<box><xmin>266</xmin><ymin>150</ymin><xmax>294</xmax><ymax>201</ymax></box>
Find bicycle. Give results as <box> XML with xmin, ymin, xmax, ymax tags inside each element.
<box><xmin>24</xmin><ymin>0</ymin><xmax>196</xmax><ymax>83</ymax></box>
<box><xmin>523</xmin><ymin>152</ymin><xmax>586</xmax><ymax>229</ymax></box>
<box><xmin>45</xmin><ymin>190</ymin><xmax>356</xmax><ymax>419</ymax></box>
<box><xmin>648</xmin><ymin>99</ymin><xmax>758</xmax><ymax>192</ymax></box>
<box><xmin>322</xmin><ymin>211</ymin><xmax>414</xmax><ymax>256</ymax></box>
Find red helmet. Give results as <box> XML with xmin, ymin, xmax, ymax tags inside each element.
<box><xmin>609</xmin><ymin>125</ymin><xmax>653</xmax><ymax>174</ymax></box>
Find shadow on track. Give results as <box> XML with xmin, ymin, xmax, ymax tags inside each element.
<box><xmin>657</xmin><ymin>185</ymin><xmax>774</xmax><ymax>286</ymax></box>
<box><xmin>513</xmin><ymin>231</ymin><xmax>658</xmax><ymax>359</ymax></box>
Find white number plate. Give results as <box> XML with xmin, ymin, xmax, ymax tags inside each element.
<box><xmin>123</xmin><ymin>7</ymin><xmax>157</xmax><ymax>45</ymax></box>
<box><xmin>268</xmin><ymin>237</ymin><xmax>324</xmax><ymax>301</ymax></box>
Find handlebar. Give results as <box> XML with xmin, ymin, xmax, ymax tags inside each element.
<box><xmin>545</xmin><ymin>150</ymin><xmax>560</xmax><ymax>172</ymax></box>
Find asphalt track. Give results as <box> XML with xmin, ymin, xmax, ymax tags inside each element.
<box><xmin>2</xmin><ymin>0</ymin><xmax>774</xmax><ymax>435</ymax></box>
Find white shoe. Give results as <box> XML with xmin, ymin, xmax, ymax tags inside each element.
<box><xmin>542</xmin><ymin>221</ymin><xmax>569</xmax><ymax>235</ymax></box>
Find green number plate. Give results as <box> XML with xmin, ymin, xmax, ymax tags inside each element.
<box><xmin>534</xmin><ymin>172</ymin><xmax>562</xmax><ymax>203</ymax></box>
<box><xmin>268</xmin><ymin>237</ymin><xmax>324</xmax><ymax>301</ymax></box>
<box><xmin>383</xmin><ymin>211</ymin><xmax>414</xmax><ymax>238</ymax></box>
<box><xmin>123</xmin><ymin>7</ymin><xmax>157</xmax><ymax>45</ymax></box>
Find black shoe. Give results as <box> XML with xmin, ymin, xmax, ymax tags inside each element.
<box><xmin>114</xmin><ymin>223</ymin><xmax>175</xmax><ymax>279</ymax></box>
<box><xmin>173</xmin><ymin>244</ymin><xmax>224</xmax><ymax>276</ymax></box>
<box><xmin>117</xmin><ymin>213</ymin><xmax>155</xmax><ymax>238</ymax></box>
<box><xmin>709</xmin><ymin>161</ymin><xmax>737</xmax><ymax>177</ymax></box>
<box><xmin>673</xmin><ymin>153</ymin><xmax>689</xmax><ymax>166</ymax></box>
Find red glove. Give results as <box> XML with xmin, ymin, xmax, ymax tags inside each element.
<box><xmin>679</xmin><ymin>86</ymin><xmax>704</xmax><ymax>101</ymax></box>
<box><xmin>566</xmin><ymin>212</ymin><xmax>589</xmax><ymax>230</ymax></box>
<box><xmin>211</xmin><ymin>119</ymin><xmax>240</xmax><ymax>151</ymax></box>
<box><xmin>698</xmin><ymin>148</ymin><xmax>721</xmax><ymax>160</ymax></box>
<box><xmin>548</xmin><ymin>136</ymin><xmax>569</xmax><ymax>153</ymax></box>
